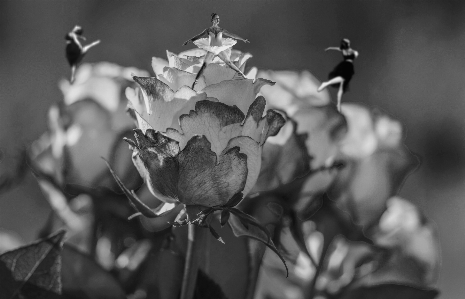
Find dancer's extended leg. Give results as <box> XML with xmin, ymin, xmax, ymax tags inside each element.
<box><xmin>70</xmin><ymin>65</ymin><xmax>76</xmax><ymax>83</ymax></box>
<box><xmin>192</xmin><ymin>52</ymin><xmax>215</xmax><ymax>89</ymax></box>
<box><xmin>217</xmin><ymin>51</ymin><xmax>245</xmax><ymax>78</ymax></box>
<box><xmin>337</xmin><ymin>81</ymin><xmax>344</xmax><ymax>111</ymax></box>
<box><xmin>82</xmin><ymin>40</ymin><xmax>101</xmax><ymax>53</ymax></box>
<box><xmin>318</xmin><ymin>76</ymin><xmax>344</xmax><ymax>92</ymax></box>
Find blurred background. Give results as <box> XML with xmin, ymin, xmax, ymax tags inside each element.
<box><xmin>0</xmin><ymin>1</ymin><xmax>464</xmax><ymax>298</ymax></box>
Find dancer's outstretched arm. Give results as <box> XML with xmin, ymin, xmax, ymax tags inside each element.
<box><xmin>183</xmin><ymin>29</ymin><xmax>208</xmax><ymax>45</ymax></box>
<box><xmin>222</xmin><ymin>29</ymin><xmax>249</xmax><ymax>43</ymax></box>
<box><xmin>325</xmin><ymin>47</ymin><xmax>341</xmax><ymax>52</ymax></box>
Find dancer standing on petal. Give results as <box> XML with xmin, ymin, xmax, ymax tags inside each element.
<box><xmin>318</xmin><ymin>39</ymin><xmax>358</xmax><ymax>111</ymax></box>
<box><xmin>183</xmin><ymin>13</ymin><xmax>249</xmax><ymax>88</ymax></box>
<box><xmin>65</xmin><ymin>25</ymin><xmax>100</xmax><ymax>83</ymax></box>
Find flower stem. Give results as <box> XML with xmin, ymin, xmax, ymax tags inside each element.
<box><xmin>309</xmin><ymin>235</ymin><xmax>332</xmax><ymax>298</ymax></box>
<box><xmin>180</xmin><ymin>224</ymin><xmax>206</xmax><ymax>299</ymax></box>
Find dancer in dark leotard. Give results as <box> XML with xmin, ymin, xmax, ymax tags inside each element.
<box><xmin>65</xmin><ymin>25</ymin><xmax>100</xmax><ymax>83</ymax></box>
<box><xmin>318</xmin><ymin>39</ymin><xmax>358</xmax><ymax>111</ymax></box>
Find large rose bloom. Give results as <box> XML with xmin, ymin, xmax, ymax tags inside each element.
<box><xmin>124</xmin><ymin>49</ymin><xmax>285</xmax><ymax>218</ymax></box>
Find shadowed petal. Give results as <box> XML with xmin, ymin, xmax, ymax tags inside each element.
<box><xmin>168</xmin><ymin>100</ymin><xmax>245</xmax><ymax>155</ymax></box>
<box><xmin>224</xmin><ymin>137</ymin><xmax>261</xmax><ymax>196</ymax></box>
<box><xmin>241</xmin><ymin>96</ymin><xmax>267</xmax><ymax>143</ymax></box>
<box><xmin>130</xmin><ymin>129</ymin><xmax>180</xmax><ymax>203</ymax></box>
<box><xmin>241</xmin><ymin>96</ymin><xmax>286</xmax><ymax>145</ymax></box>
<box><xmin>328</xmin><ymin>104</ymin><xmax>417</xmax><ymax>229</ymax></box>
<box><xmin>177</xmin><ymin>136</ymin><xmax>247</xmax><ymax>207</ymax></box>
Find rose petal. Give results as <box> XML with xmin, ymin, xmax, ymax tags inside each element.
<box><xmin>224</xmin><ymin>136</ymin><xmax>261</xmax><ymax>196</ymax></box>
<box><xmin>328</xmin><ymin>104</ymin><xmax>417</xmax><ymax>229</ymax></box>
<box><xmin>166</xmin><ymin>100</ymin><xmax>245</xmax><ymax>155</ymax></box>
<box><xmin>253</xmin><ymin>120</ymin><xmax>311</xmax><ymax>193</ymax></box>
<box><xmin>292</xmin><ymin>105</ymin><xmax>347</xmax><ymax>169</ymax></box>
<box><xmin>132</xmin><ymin>76</ymin><xmax>210</xmax><ymax>133</ymax></box>
<box><xmin>202</xmin><ymin>64</ymin><xmax>236</xmax><ymax>86</ymax></box>
<box><xmin>202</xmin><ymin>78</ymin><xmax>274</xmax><ymax>115</ymax></box>
<box><xmin>230</xmin><ymin>51</ymin><xmax>252</xmax><ymax>72</ymax></box>
<box><xmin>158</xmin><ymin>67</ymin><xmax>206</xmax><ymax>92</ymax></box>
<box><xmin>259</xmin><ymin>70</ymin><xmax>331</xmax><ymax>116</ymax></box>
<box><xmin>151</xmin><ymin>57</ymin><xmax>169</xmax><ymax>77</ymax></box>
<box><xmin>130</xmin><ymin>129</ymin><xmax>180</xmax><ymax>203</ymax></box>
<box><xmin>166</xmin><ymin>50</ymin><xmax>200</xmax><ymax>72</ymax></box>
<box><xmin>241</xmin><ymin>96</ymin><xmax>286</xmax><ymax>145</ymax></box>
<box><xmin>177</xmin><ymin>136</ymin><xmax>247</xmax><ymax>207</ymax></box>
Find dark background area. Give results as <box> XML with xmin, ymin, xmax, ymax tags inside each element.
<box><xmin>1</xmin><ymin>1</ymin><xmax>464</xmax><ymax>298</ymax></box>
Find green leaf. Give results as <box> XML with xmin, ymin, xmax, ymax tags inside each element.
<box><xmin>0</xmin><ymin>230</ymin><xmax>65</xmax><ymax>298</ymax></box>
<box><xmin>61</xmin><ymin>244</ymin><xmax>126</xmax><ymax>299</ymax></box>
<box><xmin>339</xmin><ymin>284</ymin><xmax>439</xmax><ymax>299</ymax></box>
<box><xmin>229</xmin><ymin>208</ymin><xmax>271</xmax><ymax>243</ymax></box>
<box><xmin>220</xmin><ymin>210</ymin><xmax>230</xmax><ymax>227</ymax></box>
<box><xmin>228</xmin><ymin>212</ymin><xmax>288</xmax><ymax>276</ymax></box>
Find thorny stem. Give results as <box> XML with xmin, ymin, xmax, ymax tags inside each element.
<box><xmin>180</xmin><ymin>224</ymin><xmax>207</xmax><ymax>299</ymax></box>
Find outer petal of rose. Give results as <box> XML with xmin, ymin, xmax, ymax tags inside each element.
<box><xmin>202</xmin><ymin>78</ymin><xmax>275</xmax><ymax>115</ymax></box>
<box><xmin>292</xmin><ymin>105</ymin><xmax>347</xmax><ymax>169</ymax></box>
<box><xmin>60</xmin><ymin>63</ymin><xmax>148</xmax><ymax>112</ymax></box>
<box><xmin>339</xmin><ymin>104</ymin><xmax>379</xmax><ymax>158</ymax></box>
<box><xmin>30</xmin><ymin>132</ymin><xmax>65</xmax><ymax>184</ymax></box>
<box><xmin>177</xmin><ymin>136</ymin><xmax>247</xmax><ymax>206</ymax></box>
<box><xmin>241</xmin><ymin>96</ymin><xmax>286</xmax><ymax>145</ymax></box>
<box><xmin>151</xmin><ymin>57</ymin><xmax>169</xmax><ymax>77</ymax></box>
<box><xmin>62</xmin><ymin>76</ymin><xmax>120</xmax><ymax>112</ymax></box>
<box><xmin>166</xmin><ymin>50</ymin><xmax>200</xmax><ymax>72</ymax></box>
<box><xmin>126</xmin><ymin>86</ymin><xmax>147</xmax><ymax>121</ymax></box>
<box><xmin>241</xmin><ymin>96</ymin><xmax>267</xmax><ymax>143</ymax></box>
<box><xmin>167</xmin><ymin>100</ymin><xmax>244</xmax><ymax>155</ymax></box>
<box><xmin>224</xmin><ymin>136</ymin><xmax>261</xmax><ymax>196</ymax></box>
<box><xmin>158</xmin><ymin>67</ymin><xmax>206</xmax><ymax>92</ymax></box>
<box><xmin>130</xmin><ymin>129</ymin><xmax>180</xmax><ymax>203</ymax></box>
<box><xmin>65</xmin><ymin>101</ymin><xmax>117</xmax><ymax>185</ymax></box>
<box><xmin>259</xmin><ymin>70</ymin><xmax>331</xmax><ymax>116</ymax></box>
<box><xmin>230</xmin><ymin>51</ymin><xmax>252</xmax><ymax>72</ymax></box>
<box><xmin>245</xmin><ymin>67</ymin><xmax>257</xmax><ymax>80</ymax></box>
<box><xmin>359</xmin><ymin>198</ymin><xmax>440</xmax><ymax>287</ymax></box>
<box><xmin>133</xmin><ymin>76</ymin><xmax>210</xmax><ymax>133</ymax></box>
<box><xmin>329</xmin><ymin>105</ymin><xmax>416</xmax><ymax>229</ymax></box>
<box><xmin>373</xmin><ymin>197</ymin><xmax>440</xmax><ymax>283</ymax></box>
<box><xmin>253</xmin><ymin>120</ymin><xmax>311</xmax><ymax>193</ymax></box>
<box><xmin>202</xmin><ymin>64</ymin><xmax>236</xmax><ymax>86</ymax></box>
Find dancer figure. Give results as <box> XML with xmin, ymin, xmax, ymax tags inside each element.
<box><xmin>183</xmin><ymin>13</ymin><xmax>249</xmax><ymax>88</ymax></box>
<box><xmin>65</xmin><ymin>25</ymin><xmax>100</xmax><ymax>83</ymax></box>
<box><xmin>318</xmin><ymin>39</ymin><xmax>358</xmax><ymax>111</ymax></box>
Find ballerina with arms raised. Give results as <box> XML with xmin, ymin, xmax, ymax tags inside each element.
<box><xmin>183</xmin><ymin>13</ymin><xmax>249</xmax><ymax>88</ymax></box>
<box><xmin>318</xmin><ymin>39</ymin><xmax>358</xmax><ymax>111</ymax></box>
